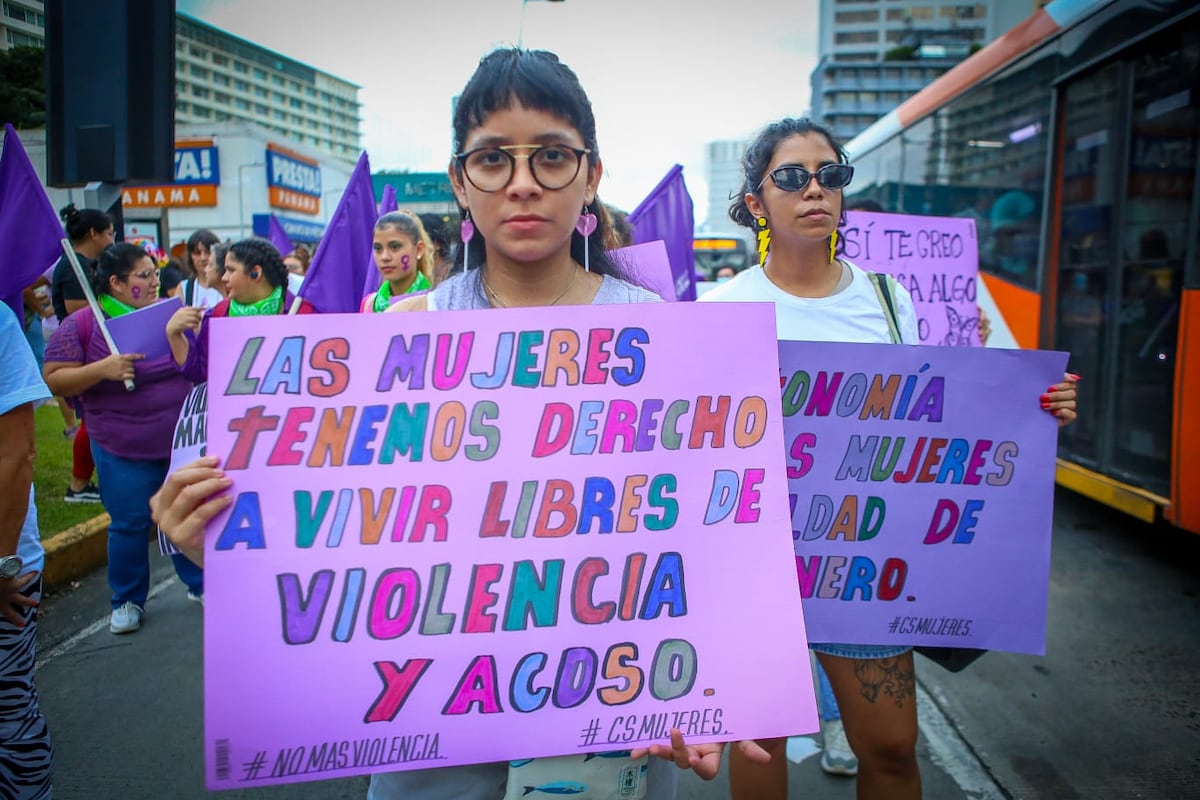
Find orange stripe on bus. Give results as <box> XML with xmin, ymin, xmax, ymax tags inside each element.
<box><xmin>980</xmin><ymin>273</ymin><xmax>1041</xmax><ymax>350</ymax></box>
<box><xmin>894</xmin><ymin>10</ymin><xmax>1061</xmax><ymax>129</ymax></box>
<box><xmin>1167</xmin><ymin>289</ymin><xmax>1200</xmax><ymax>532</ymax></box>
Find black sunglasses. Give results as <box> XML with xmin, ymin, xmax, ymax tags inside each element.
<box><xmin>759</xmin><ymin>163</ymin><xmax>855</xmax><ymax>192</ymax></box>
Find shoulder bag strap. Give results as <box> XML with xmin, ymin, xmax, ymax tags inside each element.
<box><xmin>868</xmin><ymin>272</ymin><xmax>903</xmax><ymax>344</ymax></box>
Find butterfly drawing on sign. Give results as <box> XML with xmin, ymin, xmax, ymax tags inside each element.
<box><xmin>942</xmin><ymin>306</ymin><xmax>981</xmax><ymax>347</ymax></box>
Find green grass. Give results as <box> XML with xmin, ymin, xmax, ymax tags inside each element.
<box><xmin>34</xmin><ymin>403</ymin><xmax>105</xmax><ymax>538</ymax></box>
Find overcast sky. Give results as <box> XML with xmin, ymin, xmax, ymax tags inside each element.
<box><xmin>178</xmin><ymin>0</ymin><xmax>821</xmax><ymax>225</ymax></box>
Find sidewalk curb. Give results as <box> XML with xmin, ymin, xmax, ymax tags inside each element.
<box><xmin>42</xmin><ymin>513</ymin><xmax>109</xmax><ymax>593</ymax></box>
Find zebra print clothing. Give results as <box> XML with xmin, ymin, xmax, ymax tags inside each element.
<box><xmin>0</xmin><ymin>575</ymin><xmax>53</xmax><ymax>800</ymax></box>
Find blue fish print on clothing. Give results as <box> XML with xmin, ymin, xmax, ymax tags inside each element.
<box><xmin>583</xmin><ymin>750</ymin><xmax>632</xmax><ymax>761</ymax></box>
<box><xmin>522</xmin><ymin>781</ymin><xmax>588</xmax><ymax>795</ymax></box>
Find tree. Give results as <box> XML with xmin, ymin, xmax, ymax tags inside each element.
<box><xmin>0</xmin><ymin>46</ymin><xmax>46</xmax><ymax>129</ymax></box>
<box><xmin>884</xmin><ymin>45</ymin><xmax>917</xmax><ymax>62</ymax></box>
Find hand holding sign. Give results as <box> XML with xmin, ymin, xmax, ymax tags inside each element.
<box><xmin>150</xmin><ymin>455</ymin><xmax>233</xmax><ymax>567</ymax></box>
<box><xmin>634</xmin><ymin>732</ymin><xmax>772</xmax><ymax>781</ymax></box>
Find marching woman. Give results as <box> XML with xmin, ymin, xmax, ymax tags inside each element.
<box><xmin>151</xmin><ymin>47</ymin><xmax>701</xmax><ymax>800</ymax></box>
<box><xmin>644</xmin><ymin>117</ymin><xmax>1078</xmax><ymax>799</ymax></box>
<box><xmin>43</xmin><ymin>243</ymin><xmax>204</xmax><ymax>633</ymax></box>
<box><xmin>360</xmin><ymin>210</ymin><xmax>436</xmax><ymax>312</ymax></box>
<box><xmin>165</xmin><ymin>239</ymin><xmax>316</xmax><ymax>384</ymax></box>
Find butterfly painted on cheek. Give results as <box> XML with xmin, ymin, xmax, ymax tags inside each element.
<box><xmin>942</xmin><ymin>306</ymin><xmax>981</xmax><ymax>347</ymax></box>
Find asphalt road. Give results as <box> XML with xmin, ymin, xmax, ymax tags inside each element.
<box><xmin>31</xmin><ymin>488</ymin><xmax>1200</xmax><ymax>799</ymax></box>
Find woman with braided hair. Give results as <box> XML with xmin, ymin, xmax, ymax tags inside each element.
<box><xmin>166</xmin><ymin>239</ymin><xmax>316</xmax><ymax>384</ymax></box>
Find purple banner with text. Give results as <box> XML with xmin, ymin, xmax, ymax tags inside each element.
<box><xmin>842</xmin><ymin>211</ymin><xmax>981</xmax><ymax>346</ymax></box>
<box><xmin>203</xmin><ymin>303</ymin><xmax>815</xmax><ymax>789</ymax></box>
<box><xmin>779</xmin><ymin>340</ymin><xmax>1067</xmax><ymax>654</ymax></box>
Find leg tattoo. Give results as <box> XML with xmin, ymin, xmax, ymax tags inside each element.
<box><xmin>853</xmin><ymin>657</ymin><xmax>916</xmax><ymax>707</ymax></box>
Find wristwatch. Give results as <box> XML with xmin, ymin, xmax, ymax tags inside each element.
<box><xmin>0</xmin><ymin>555</ymin><xmax>23</xmax><ymax>579</ymax></box>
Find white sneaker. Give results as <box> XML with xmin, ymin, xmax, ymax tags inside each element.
<box><xmin>820</xmin><ymin>718</ymin><xmax>859</xmax><ymax>776</ymax></box>
<box><xmin>110</xmin><ymin>601</ymin><xmax>144</xmax><ymax>634</ymax></box>
<box><xmin>186</xmin><ymin>591</ymin><xmax>204</xmax><ymax>606</ymax></box>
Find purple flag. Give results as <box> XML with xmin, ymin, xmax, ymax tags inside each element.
<box><xmin>267</xmin><ymin>215</ymin><xmax>294</xmax><ymax>257</ymax></box>
<box><xmin>627</xmin><ymin>164</ymin><xmax>696</xmax><ymax>301</ymax></box>
<box><xmin>378</xmin><ymin>183</ymin><xmax>397</xmax><ymax>216</ymax></box>
<box><xmin>299</xmin><ymin>152</ymin><xmax>376</xmax><ymax>314</ymax></box>
<box><xmin>362</xmin><ymin>183</ymin><xmax>399</xmax><ymax>296</ymax></box>
<box><xmin>0</xmin><ymin>124</ymin><xmax>65</xmax><ymax>324</ymax></box>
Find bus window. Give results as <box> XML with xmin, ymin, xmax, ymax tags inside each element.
<box><xmin>1109</xmin><ymin>32</ymin><xmax>1197</xmax><ymax>492</ymax></box>
<box><xmin>693</xmin><ymin>236</ymin><xmax>749</xmax><ymax>280</ymax></box>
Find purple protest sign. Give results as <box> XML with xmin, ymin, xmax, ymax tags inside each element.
<box><xmin>779</xmin><ymin>340</ymin><xmax>1067</xmax><ymax>654</ymax></box>
<box><xmin>203</xmin><ymin>302</ymin><xmax>816</xmax><ymax>789</ymax></box>
<box><xmin>609</xmin><ymin>240</ymin><xmax>677</xmax><ymax>301</ymax></box>
<box><xmin>106</xmin><ymin>296</ymin><xmax>182</xmax><ymax>360</ymax></box>
<box><xmin>842</xmin><ymin>211</ymin><xmax>981</xmax><ymax>346</ymax></box>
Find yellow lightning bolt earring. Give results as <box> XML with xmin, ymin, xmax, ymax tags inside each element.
<box><xmin>757</xmin><ymin>217</ymin><xmax>771</xmax><ymax>267</ymax></box>
<box><xmin>829</xmin><ymin>230</ymin><xmax>838</xmax><ymax>264</ymax></box>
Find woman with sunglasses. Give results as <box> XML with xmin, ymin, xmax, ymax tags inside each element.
<box><xmin>638</xmin><ymin>118</ymin><xmax>1075</xmax><ymax>800</ymax></box>
<box><xmin>43</xmin><ymin>243</ymin><xmax>204</xmax><ymax>634</ymax></box>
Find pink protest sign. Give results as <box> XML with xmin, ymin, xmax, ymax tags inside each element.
<box><xmin>841</xmin><ymin>211</ymin><xmax>981</xmax><ymax>346</ymax></box>
<box><xmin>779</xmin><ymin>340</ymin><xmax>1067</xmax><ymax>654</ymax></box>
<box><xmin>203</xmin><ymin>302</ymin><xmax>815</xmax><ymax>790</ymax></box>
<box><xmin>609</xmin><ymin>240</ymin><xmax>678</xmax><ymax>301</ymax></box>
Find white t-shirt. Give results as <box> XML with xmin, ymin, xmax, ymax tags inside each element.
<box><xmin>699</xmin><ymin>260</ymin><xmax>919</xmax><ymax>345</ymax></box>
<box><xmin>181</xmin><ymin>279</ymin><xmax>224</xmax><ymax>311</ymax></box>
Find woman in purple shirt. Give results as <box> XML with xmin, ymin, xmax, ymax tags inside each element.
<box><xmin>44</xmin><ymin>243</ymin><xmax>203</xmax><ymax>635</ymax></box>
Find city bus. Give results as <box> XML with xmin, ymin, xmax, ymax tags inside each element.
<box><xmin>843</xmin><ymin>0</ymin><xmax>1200</xmax><ymax>534</ymax></box>
<box><xmin>693</xmin><ymin>235</ymin><xmax>750</xmax><ymax>279</ymax></box>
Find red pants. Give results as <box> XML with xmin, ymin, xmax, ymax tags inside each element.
<box><xmin>72</xmin><ymin>418</ymin><xmax>95</xmax><ymax>481</ymax></box>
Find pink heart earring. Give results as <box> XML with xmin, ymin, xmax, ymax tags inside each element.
<box><xmin>460</xmin><ymin>210</ymin><xmax>474</xmax><ymax>270</ymax></box>
<box><xmin>575</xmin><ymin>207</ymin><xmax>597</xmax><ymax>272</ymax></box>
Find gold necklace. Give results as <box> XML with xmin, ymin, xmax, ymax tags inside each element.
<box><xmin>481</xmin><ymin>265</ymin><xmax>578</xmax><ymax>308</ymax></box>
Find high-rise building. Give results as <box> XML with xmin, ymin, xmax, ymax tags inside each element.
<box><xmin>811</xmin><ymin>1</ymin><xmax>1038</xmax><ymax>141</ymax></box>
<box><xmin>0</xmin><ymin>6</ymin><xmax>362</xmax><ymax>164</ymax></box>
<box><xmin>702</xmin><ymin>139</ymin><xmax>750</xmax><ymax>236</ymax></box>
<box><xmin>0</xmin><ymin>0</ymin><xmax>45</xmax><ymax>50</ymax></box>
<box><xmin>173</xmin><ymin>15</ymin><xmax>361</xmax><ymax>164</ymax></box>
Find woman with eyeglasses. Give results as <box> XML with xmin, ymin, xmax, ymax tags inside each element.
<box><xmin>152</xmin><ymin>48</ymin><xmax>681</xmax><ymax>800</ymax></box>
<box><xmin>361</xmin><ymin>211</ymin><xmax>436</xmax><ymax>312</ymax></box>
<box><xmin>634</xmin><ymin>118</ymin><xmax>1076</xmax><ymax>800</ymax></box>
<box><xmin>43</xmin><ymin>243</ymin><xmax>204</xmax><ymax>635</ymax></box>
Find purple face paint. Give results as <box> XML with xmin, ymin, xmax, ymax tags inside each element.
<box><xmin>131</xmin><ymin>286</ymin><xmax>142</xmax><ymax>300</ymax></box>
<box><xmin>401</xmin><ymin>254</ymin><xmax>411</xmax><ymax>273</ymax></box>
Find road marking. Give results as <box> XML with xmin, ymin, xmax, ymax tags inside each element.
<box><xmin>35</xmin><ymin>576</ymin><xmax>177</xmax><ymax>672</ymax></box>
<box><xmin>917</xmin><ymin>682</ymin><xmax>1005</xmax><ymax>799</ymax></box>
